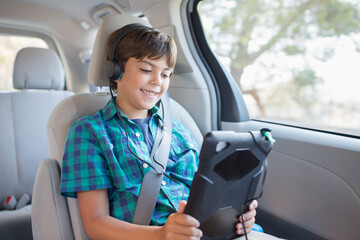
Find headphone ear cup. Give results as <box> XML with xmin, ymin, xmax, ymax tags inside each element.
<box><xmin>104</xmin><ymin>60</ymin><xmax>123</xmax><ymax>81</ymax></box>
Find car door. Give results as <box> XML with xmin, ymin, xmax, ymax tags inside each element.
<box><xmin>185</xmin><ymin>0</ymin><xmax>360</xmax><ymax>240</ymax></box>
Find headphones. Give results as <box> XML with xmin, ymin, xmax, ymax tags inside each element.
<box><xmin>104</xmin><ymin>23</ymin><xmax>150</xmax><ymax>81</ymax></box>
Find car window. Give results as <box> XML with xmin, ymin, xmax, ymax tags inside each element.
<box><xmin>0</xmin><ymin>35</ymin><xmax>48</xmax><ymax>91</ymax></box>
<box><xmin>197</xmin><ymin>0</ymin><xmax>360</xmax><ymax>137</ymax></box>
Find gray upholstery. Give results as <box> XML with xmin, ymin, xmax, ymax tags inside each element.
<box><xmin>31</xmin><ymin>158</ymin><xmax>74</xmax><ymax>240</ymax></box>
<box><xmin>0</xmin><ymin>47</ymin><xmax>73</xmax><ymax>240</ymax></box>
<box><xmin>31</xmin><ymin>14</ymin><xmax>203</xmax><ymax>240</ymax></box>
<box><xmin>0</xmin><ymin>205</ymin><xmax>32</xmax><ymax>240</ymax></box>
<box><xmin>13</xmin><ymin>47</ymin><xmax>65</xmax><ymax>90</ymax></box>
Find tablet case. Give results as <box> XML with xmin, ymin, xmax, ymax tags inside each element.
<box><xmin>184</xmin><ymin>130</ymin><xmax>274</xmax><ymax>240</ymax></box>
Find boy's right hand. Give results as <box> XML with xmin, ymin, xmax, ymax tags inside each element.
<box><xmin>160</xmin><ymin>200</ymin><xmax>203</xmax><ymax>240</ymax></box>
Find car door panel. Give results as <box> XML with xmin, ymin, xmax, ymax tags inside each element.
<box><xmin>222</xmin><ymin>120</ymin><xmax>360</xmax><ymax>240</ymax></box>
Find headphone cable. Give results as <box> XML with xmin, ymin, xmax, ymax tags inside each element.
<box><xmin>109</xmin><ymin>86</ymin><xmax>185</xmax><ymax>202</ymax></box>
<box><xmin>239</xmin><ymin>158</ymin><xmax>268</xmax><ymax>240</ymax></box>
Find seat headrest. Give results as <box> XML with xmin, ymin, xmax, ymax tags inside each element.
<box><xmin>13</xmin><ymin>47</ymin><xmax>65</xmax><ymax>90</ymax></box>
<box><xmin>88</xmin><ymin>14</ymin><xmax>150</xmax><ymax>87</ymax></box>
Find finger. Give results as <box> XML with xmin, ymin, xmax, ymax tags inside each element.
<box><xmin>236</xmin><ymin>228</ymin><xmax>245</xmax><ymax>235</ymax></box>
<box><xmin>189</xmin><ymin>237</ymin><xmax>202</xmax><ymax>240</ymax></box>
<box><xmin>237</xmin><ymin>227</ymin><xmax>253</xmax><ymax>235</ymax></box>
<box><xmin>173</xmin><ymin>236</ymin><xmax>202</xmax><ymax>240</ymax></box>
<box><xmin>173</xmin><ymin>213</ymin><xmax>201</xmax><ymax>228</ymax></box>
<box><xmin>161</xmin><ymin>226</ymin><xmax>202</xmax><ymax>240</ymax></box>
<box><xmin>245</xmin><ymin>226</ymin><xmax>253</xmax><ymax>234</ymax></box>
<box><xmin>249</xmin><ymin>200</ymin><xmax>258</xmax><ymax>210</ymax></box>
<box><xmin>236</xmin><ymin>221</ymin><xmax>255</xmax><ymax>235</ymax></box>
<box><xmin>237</xmin><ymin>217</ymin><xmax>255</xmax><ymax>230</ymax></box>
<box><xmin>177</xmin><ymin>200</ymin><xmax>187</xmax><ymax>214</ymax></box>
<box><xmin>239</xmin><ymin>209</ymin><xmax>257</xmax><ymax>222</ymax></box>
<box><xmin>168</xmin><ymin>211</ymin><xmax>200</xmax><ymax>229</ymax></box>
<box><xmin>174</xmin><ymin>226</ymin><xmax>203</xmax><ymax>238</ymax></box>
<box><xmin>176</xmin><ymin>201</ymin><xmax>201</xmax><ymax>228</ymax></box>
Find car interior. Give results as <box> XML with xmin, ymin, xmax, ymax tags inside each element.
<box><xmin>0</xmin><ymin>0</ymin><xmax>359</xmax><ymax>240</ymax></box>
<box><xmin>0</xmin><ymin>46</ymin><xmax>73</xmax><ymax>239</ymax></box>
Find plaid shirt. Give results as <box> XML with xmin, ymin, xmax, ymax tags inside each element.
<box><xmin>60</xmin><ymin>99</ymin><xmax>199</xmax><ymax>225</ymax></box>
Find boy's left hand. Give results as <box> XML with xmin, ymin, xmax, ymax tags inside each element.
<box><xmin>236</xmin><ymin>200</ymin><xmax>258</xmax><ymax>235</ymax></box>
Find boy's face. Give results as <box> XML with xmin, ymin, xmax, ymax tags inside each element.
<box><xmin>115</xmin><ymin>56</ymin><xmax>173</xmax><ymax>119</ymax></box>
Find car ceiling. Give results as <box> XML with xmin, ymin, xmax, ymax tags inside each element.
<box><xmin>0</xmin><ymin>0</ymin><xmax>163</xmax><ymax>48</ymax></box>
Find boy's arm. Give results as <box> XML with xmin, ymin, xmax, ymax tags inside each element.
<box><xmin>77</xmin><ymin>189</ymin><xmax>202</xmax><ymax>240</ymax></box>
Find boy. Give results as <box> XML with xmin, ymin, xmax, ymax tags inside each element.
<box><xmin>61</xmin><ymin>24</ymin><xmax>260</xmax><ymax>240</ymax></box>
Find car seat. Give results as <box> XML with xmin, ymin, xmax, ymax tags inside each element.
<box><xmin>0</xmin><ymin>47</ymin><xmax>73</xmax><ymax>239</ymax></box>
<box><xmin>31</xmin><ymin>14</ymin><xmax>203</xmax><ymax>240</ymax></box>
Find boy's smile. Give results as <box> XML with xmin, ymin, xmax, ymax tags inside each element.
<box><xmin>115</xmin><ymin>56</ymin><xmax>173</xmax><ymax>119</ymax></box>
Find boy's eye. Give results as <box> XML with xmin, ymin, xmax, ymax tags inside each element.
<box><xmin>162</xmin><ymin>73</ymin><xmax>171</xmax><ymax>78</ymax></box>
<box><xmin>140</xmin><ymin>68</ymin><xmax>151</xmax><ymax>73</ymax></box>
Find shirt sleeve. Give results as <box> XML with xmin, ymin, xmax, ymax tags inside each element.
<box><xmin>60</xmin><ymin>118</ymin><xmax>112</xmax><ymax>198</ymax></box>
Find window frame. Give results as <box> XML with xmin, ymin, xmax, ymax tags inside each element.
<box><xmin>0</xmin><ymin>26</ymin><xmax>57</xmax><ymax>50</ymax></box>
<box><xmin>187</xmin><ymin>0</ymin><xmax>360</xmax><ymax>139</ymax></box>
<box><xmin>186</xmin><ymin>0</ymin><xmax>250</xmax><ymax>126</ymax></box>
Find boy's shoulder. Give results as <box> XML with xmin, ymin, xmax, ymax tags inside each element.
<box><xmin>71</xmin><ymin>99</ymin><xmax>114</xmax><ymax>127</ymax></box>
<box><xmin>69</xmin><ymin>105</ymin><xmax>106</xmax><ymax>134</ymax></box>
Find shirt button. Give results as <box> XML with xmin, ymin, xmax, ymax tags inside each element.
<box><xmin>162</xmin><ymin>180</ymin><xmax>166</xmax><ymax>186</ymax></box>
<box><xmin>143</xmin><ymin>163</ymin><xmax>148</xmax><ymax>169</ymax></box>
<box><xmin>135</xmin><ymin>132</ymin><xmax>141</xmax><ymax>137</ymax></box>
<box><xmin>190</xmin><ymin>143</ymin><xmax>194</xmax><ymax>148</ymax></box>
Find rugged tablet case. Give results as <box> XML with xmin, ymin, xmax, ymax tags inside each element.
<box><xmin>184</xmin><ymin>130</ymin><xmax>274</xmax><ymax>240</ymax></box>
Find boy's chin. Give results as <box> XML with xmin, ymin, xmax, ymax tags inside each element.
<box><xmin>141</xmin><ymin>95</ymin><xmax>163</xmax><ymax>110</ymax></box>
<box><xmin>148</xmin><ymin>98</ymin><xmax>162</xmax><ymax>107</ymax></box>
<box><xmin>143</xmin><ymin>102</ymin><xmax>158</xmax><ymax>110</ymax></box>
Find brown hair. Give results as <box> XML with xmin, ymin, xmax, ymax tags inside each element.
<box><xmin>106</xmin><ymin>24</ymin><xmax>177</xmax><ymax>90</ymax></box>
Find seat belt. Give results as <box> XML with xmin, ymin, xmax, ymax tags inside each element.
<box><xmin>133</xmin><ymin>91</ymin><xmax>172</xmax><ymax>225</ymax></box>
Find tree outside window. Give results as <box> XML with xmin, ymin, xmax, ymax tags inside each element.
<box><xmin>198</xmin><ymin>0</ymin><xmax>360</xmax><ymax>135</ymax></box>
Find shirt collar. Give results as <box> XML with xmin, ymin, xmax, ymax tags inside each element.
<box><xmin>101</xmin><ymin>98</ymin><xmax>162</xmax><ymax>122</ymax></box>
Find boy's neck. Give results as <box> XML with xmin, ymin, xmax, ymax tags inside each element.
<box><xmin>115</xmin><ymin>102</ymin><xmax>149</xmax><ymax>120</ymax></box>
<box><xmin>129</xmin><ymin>111</ymin><xmax>149</xmax><ymax>120</ymax></box>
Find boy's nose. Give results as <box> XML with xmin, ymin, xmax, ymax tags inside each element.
<box><xmin>151</xmin><ymin>74</ymin><xmax>162</xmax><ymax>86</ymax></box>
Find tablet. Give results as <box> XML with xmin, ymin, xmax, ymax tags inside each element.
<box><xmin>184</xmin><ymin>129</ymin><xmax>274</xmax><ymax>240</ymax></box>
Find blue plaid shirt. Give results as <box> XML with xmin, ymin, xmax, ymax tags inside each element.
<box><xmin>60</xmin><ymin>99</ymin><xmax>199</xmax><ymax>225</ymax></box>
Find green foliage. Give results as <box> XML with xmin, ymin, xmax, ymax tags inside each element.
<box><xmin>293</xmin><ymin>68</ymin><xmax>323</xmax><ymax>88</ymax></box>
<box><xmin>199</xmin><ymin>0</ymin><xmax>360</xmax><ymax>74</ymax></box>
<box><xmin>199</xmin><ymin>0</ymin><xmax>359</xmax><ymax>113</ymax></box>
<box><xmin>0</xmin><ymin>55</ymin><xmax>6</xmax><ymax>64</ymax></box>
<box><xmin>283</xmin><ymin>45</ymin><xmax>305</xmax><ymax>55</ymax></box>
<box><xmin>313</xmin><ymin>0</ymin><xmax>360</xmax><ymax>36</ymax></box>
